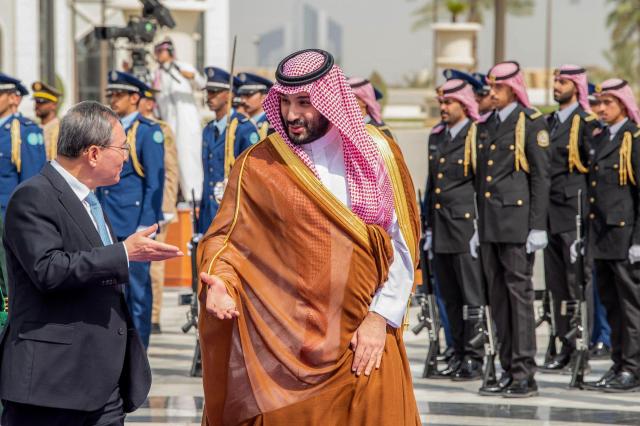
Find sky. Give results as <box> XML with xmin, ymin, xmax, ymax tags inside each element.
<box><xmin>229</xmin><ymin>0</ymin><xmax>612</xmax><ymax>86</ymax></box>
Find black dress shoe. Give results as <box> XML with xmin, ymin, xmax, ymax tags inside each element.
<box><xmin>589</xmin><ymin>342</ymin><xmax>611</xmax><ymax>360</ymax></box>
<box><xmin>436</xmin><ymin>357</ymin><xmax>462</xmax><ymax>378</ymax></box>
<box><xmin>437</xmin><ymin>346</ymin><xmax>455</xmax><ymax>362</ymax></box>
<box><xmin>151</xmin><ymin>323</ymin><xmax>162</xmax><ymax>334</ymax></box>
<box><xmin>541</xmin><ymin>352</ymin><xmax>572</xmax><ymax>372</ymax></box>
<box><xmin>478</xmin><ymin>373</ymin><xmax>512</xmax><ymax>396</ymax></box>
<box><xmin>503</xmin><ymin>378</ymin><xmax>539</xmax><ymax>398</ymax></box>
<box><xmin>583</xmin><ymin>367</ymin><xmax>617</xmax><ymax>391</ymax></box>
<box><xmin>452</xmin><ymin>358</ymin><xmax>483</xmax><ymax>381</ymax></box>
<box><xmin>602</xmin><ymin>371</ymin><xmax>640</xmax><ymax>393</ymax></box>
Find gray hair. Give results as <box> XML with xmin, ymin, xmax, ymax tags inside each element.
<box><xmin>57</xmin><ymin>101</ymin><xmax>120</xmax><ymax>158</ymax></box>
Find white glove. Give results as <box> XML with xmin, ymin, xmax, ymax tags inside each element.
<box><xmin>423</xmin><ymin>229</ymin><xmax>432</xmax><ymax>251</ymax></box>
<box><xmin>629</xmin><ymin>245</ymin><xmax>640</xmax><ymax>264</ymax></box>
<box><xmin>526</xmin><ymin>229</ymin><xmax>548</xmax><ymax>254</ymax></box>
<box><xmin>569</xmin><ymin>239</ymin><xmax>585</xmax><ymax>264</ymax></box>
<box><xmin>469</xmin><ymin>229</ymin><xmax>480</xmax><ymax>259</ymax></box>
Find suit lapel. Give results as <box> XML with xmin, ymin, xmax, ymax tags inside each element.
<box><xmin>492</xmin><ymin>104</ymin><xmax>521</xmax><ymax>142</ymax></box>
<box><xmin>41</xmin><ymin>163</ymin><xmax>104</xmax><ymax>248</ymax></box>
<box><xmin>595</xmin><ymin>121</ymin><xmax>631</xmax><ymax>162</ymax></box>
<box><xmin>440</xmin><ymin>122</ymin><xmax>470</xmax><ymax>155</ymax></box>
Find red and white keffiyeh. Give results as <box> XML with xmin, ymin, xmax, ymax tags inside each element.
<box><xmin>488</xmin><ymin>61</ymin><xmax>531</xmax><ymax>108</ymax></box>
<box><xmin>263</xmin><ymin>50</ymin><xmax>395</xmax><ymax>231</ymax></box>
<box><xmin>347</xmin><ymin>77</ymin><xmax>383</xmax><ymax>124</ymax></box>
<box><xmin>556</xmin><ymin>65</ymin><xmax>591</xmax><ymax>112</ymax></box>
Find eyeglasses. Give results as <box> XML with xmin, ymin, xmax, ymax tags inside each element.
<box><xmin>103</xmin><ymin>143</ymin><xmax>131</xmax><ymax>157</ymax></box>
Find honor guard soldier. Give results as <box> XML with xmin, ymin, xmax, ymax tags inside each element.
<box><xmin>199</xmin><ymin>67</ymin><xmax>259</xmax><ymax>234</ymax></box>
<box><xmin>348</xmin><ymin>77</ymin><xmax>394</xmax><ymax>139</ymax></box>
<box><xmin>32</xmin><ymin>81</ymin><xmax>61</xmax><ymax>160</ymax></box>
<box><xmin>138</xmin><ymin>88</ymin><xmax>180</xmax><ymax>334</ymax></box>
<box><xmin>237</xmin><ymin>72</ymin><xmax>273</xmax><ymax>140</ymax></box>
<box><xmin>542</xmin><ymin>65</ymin><xmax>599</xmax><ymax>373</ymax></box>
<box><xmin>96</xmin><ymin>70</ymin><xmax>165</xmax><ymax>349</ymax></box>
<box><xmin>443</xmin><ymin>69</ymin><xmax>494</xmax><ymax>118</ymax></box>
<box><xmin>425</xmin><ymin>79</ymin><xmax>486</xmax><ymax>380</ymax></box>
<box><xmin>472</xmin><ymin>61</ymin><xmax>551</xmax><ymax>397</ymax></box>
<box><xmin>581</xmin><ymin>79</ymin><xmax>640</xmax><ymax>392</ymax></box>
<box><xmin>0</xmin><ymin>73</ymin><xmax>46</xmax><ymax>217</ymax></box>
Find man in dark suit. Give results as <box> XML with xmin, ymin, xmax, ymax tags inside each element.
<box><xmin>542</xmin><ymin>66</ymin><xmax>600</xmax><ymax>374</ymax></box>
<box><xmin>425</xmin><ymin>78</ymin><xmax>485</xmax><ymax>380</ymax></box>
<box><xmin>582</xmin><ymin>79</ymin><xmax>640</xmax><ymax>392</ymax></box>
<box><xmin>0</xmin><ymin>101</ymin><xmax>183</xmax><ymax>425</ymax></box>
<box><xmin>473</xmin><ymin>61</ymin><xmax>550</xmax><ymax>397</ymax></box>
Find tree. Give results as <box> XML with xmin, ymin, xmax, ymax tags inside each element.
<box><xmin>605</xmin><ymin>0</ymin><xmax>640</xmax><ymax>88</ymax></box>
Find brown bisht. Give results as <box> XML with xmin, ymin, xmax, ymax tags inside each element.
<box><xmin>197</xmin><ymin>126</ymin><xmax>421</xmax><ymax>425</ymax></box>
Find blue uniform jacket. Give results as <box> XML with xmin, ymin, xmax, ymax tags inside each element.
<box><xmin>198</xmin><ymin>111</ymin><xmax>258</xmax><ymax>233</ymax></box>
<box><xmin>0</xmin><ymin>114</ymin><xmax>46</xmax><ymax>216</ymax></box>
<box><xmin>97</xmin><ymin>114</ymin><xmax>165</xmax><ymax>239</ymax></box>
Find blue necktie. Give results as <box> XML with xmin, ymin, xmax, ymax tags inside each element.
<box><xmin>85</xmin><ymin>192</ymin><xmax>112</xmax><ymax>246</ymax></box>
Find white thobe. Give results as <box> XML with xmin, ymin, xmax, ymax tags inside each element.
<box><xmin>154</xmin><ymin>60</ymin><xmax>206</xmax><ymax>201</ymax></box>
<box><xmin>300</xmin><ymin>126</ymin><xmax>414</xmax><ymax>328</ymax></box>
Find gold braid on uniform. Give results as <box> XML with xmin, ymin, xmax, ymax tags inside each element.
<box><xmin>258</xmin><ymin>122</ymin><xmax>269</xmax><ymax>141</ymax></box>
<box><xmin>10</xmin><ymin>118</ymin><xmax>21</xmax><ymax>173</ymax></box>
<box><xmin>515</xmin><ymin>112</ymin><xmax>530</xmax><ymax>173</ymax></box>
<box><xmin>224</xmin><ymin>118</ymin><xmax>239</xmax><ymax>179</ymax></box>
<box><xmin>49</xmin><ymin>123</ymin><xmax>59</xmax><ymax>161</ymax></box>
<box><xmin>126</xmin><ymin>121</ymin><xmax>145</xmax><ymax>177</ymax></box>
<box><xmin>568</xmin><ymin>114</ymin><xmax>588</xmax><ymax>173</ymax></box>
<box><xmin>619</xmin><ymin>131</ymin><xmax>636</xmax><ymax>186</ymax></box>
<box><xmin>463</xmin><ymin>122</ymin><xmax>477</xmax><ymax>176</ymax></box>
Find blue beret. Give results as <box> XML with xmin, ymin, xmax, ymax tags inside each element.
<box><xmin>588</xmin><ymin>82</ymin><xmax>596</xmax><ymax>96</ymax></box>
<box><xmin>236</xmin><ymin>72</ymin><xmax>273</xmax><ymax>95</ymax></box>
<box><xmin>443</xmin><ymin>69</ymin><xmax>487</xmax><ymax>93</ymax></box>
<box><xmin>0</xmin><ymin>72</ymin><xmax>27</xmax><ymax>94</ymax></box>
<box><xmin>107</xmin><ymin>70</ymin><xmax>150</xmax><ymax>95</ymax></box>
<box><xmin>204</xmin><ymin>66</ymin><xmax>240</xmax><ymax>92</ymax></box>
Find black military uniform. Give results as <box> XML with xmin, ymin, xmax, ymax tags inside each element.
<box><xmin>543</xmin><ymin>104</ymin><xmax>599</xmax><ymax>371</ymax></box>
<box><xmin>585</xmin><ymin>116</ymin><xmax>640</xmax><ymax>391</ymax></box>
<box><xmin>426</xmin><ymin>119</ymin><xmax>485</xmax><ymax>380</ymax></box>
<box><xmin>475</xmin><ymin>102</ymin><xmax>550</xmax><ymax>394</ymax></box>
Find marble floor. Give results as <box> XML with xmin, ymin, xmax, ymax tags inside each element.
<box><xmin>126</xmin><ymin>288</ymin><xmax>640</xmax><ymax>426</ymax></box>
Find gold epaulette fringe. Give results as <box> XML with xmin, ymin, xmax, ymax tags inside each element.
<box><xmin>619</xmin><ymin>131</ymin><xmax>636</xmax><ymax>186</ymax></box>
<box><xmin>568</xmin><ymin>114</ymin><xmax>588</xmax><ymax>173</ymax></box>
<box><xmin>258</xmin><ymin>122</ymin><xmax>269</xmax><ymax>141</ymax></box>
<box><xmin>10</xmin><ymin>118</ymin><xmax>21</xmax><ymax>173</ymax></box>
<box><xmin>127</xmin><ymin>121</ymin><xmax>145</xmax><ymax>177</ymax></box>
<box><xmin>515</xmin><ymin>112</ymin><xmax>530</xmax><ymax>173</ymax></box>
<box><xmin>49</xmin><ymin>123</ymin><xmax>59</xmax><ymax>161</ymax></box>
<box><xmin>224</xmin><ymin>118</ymin><xmax>239</xmax><ymax>179</ymax></box>
<box><xmin>463</xmin><ymin>122</ymin><xmax>477</xmax><ymax>176</ymax></box>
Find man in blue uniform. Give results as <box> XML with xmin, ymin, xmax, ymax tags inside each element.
<box><xmin>96</xmin><ymin>70</ymin><xmax>165</xmax><ymax>349</ymax></box>
<box><xmin>0</xmin><ymin>73</ymin><xmax>46</xmax><ymax>217</ymax></box>
<box><xmin>237</xmin><ymin>72</ymin><xmax>273</xmax><ymax>141</ymax></box>
<box><xmin>199</xmin><ymin>66</ymin><xmax>258</xmax><ymax>234</ymax></box>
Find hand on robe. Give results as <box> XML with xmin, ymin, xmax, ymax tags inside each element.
<box><xmin>350</xmin><ymin>311</ymin><xmax>387</xmax><ymax>377</ymax></box>
<box><xmin>200</xmin><ymin>272</ymin><xmax>239</xmax><ymax>320</ymax></box>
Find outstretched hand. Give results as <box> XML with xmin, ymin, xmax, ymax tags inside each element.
<box><xmin>200</xmin><ymin>272</ymin><xmax>239</xmax><ymax>320</ymax></box>
<box><xmin>124</xmin><ymin>224</ymin><xmax>183</xmax><ymax>262</ymax></box>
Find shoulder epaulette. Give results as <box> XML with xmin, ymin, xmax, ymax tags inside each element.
<box><xmin>16</xmin><ymin>116</ymin><xmax>37</xmax><ymax>127</ymax></box>
<box><xmin>136</xmin><ymin>115</ymin><xmax>156</xmax><ymax>127</ymax></box>
<box><xmin>430</xmin><ymin>122</ymin><xmax>445</xmax><ymax>135</ymax></box>
<box><xmin>577</xmin><ymin>108</ymin><xmax>599</xmax><ymax>123</ymax></box>
<box><xmin>634</xmin><ymin>129</ymin><xmax>640</xmax><ymax>138</ymax></box>
<box><xmin>525</xmin><ymin>108</ymin><xmax>543</xmax><ymax>120</ymax></box>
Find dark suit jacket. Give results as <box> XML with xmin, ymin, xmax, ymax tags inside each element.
<box><xmin>425</xmin><ymin>121</ymin><xmax>476</xmax><ymax>253</ymax></box>
<box><xmin>475</xmin><ymin>104</ymin><xmax>551</xmax><ymax>243</ymax></box>
<box><xmin>547</xmin><ymin>107</ymin><xmax>600</xmax><ymax>235</ymax></box>
<box><xmin>587</xmin><ymin>120</ymin><xmax>640</xmax><ymax>260</ymax></box>
<box><xmin>0</xmin><ymin>163</ymin><xmax>151</xmax><ymax>412</ymax></box>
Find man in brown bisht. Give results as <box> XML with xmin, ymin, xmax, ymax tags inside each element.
<box><xmin>197</xmin><ymin>49</ymin><xmax>421</xmax><ymax>425</ymax></box>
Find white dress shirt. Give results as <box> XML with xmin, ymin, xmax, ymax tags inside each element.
<box><xmin>50</xmin><ymin>160</ymin><xmax>129</xmax><ymax>262</ymax></box>
<box><xmin>300</xmin><ymin>126</ymin><xmax>414</xmax><ymax>327</ymax></box>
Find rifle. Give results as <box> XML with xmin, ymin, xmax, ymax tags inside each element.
<box><xmin>180</xmin><ymin>189</ymin><xmax>202</xmax><ymax>377</ymax></box>
<box><xmin>535</xmin><ymin>289</ymin><xmax>558</xmax><ymax>364</ymax></box>
<box><xmin>467</xmin><ymin>194</ymin><xmax>498</xmax><ymax>391</ymax></box>
<box><xmin>412</xmin><ymin>190</ymin><xmax>441</xmax><ymax>378</ymax></box>
<box><xmin>568</xmin><ymin>189</ymin><xmax>588</xmax><ymax>388</ymax></box>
